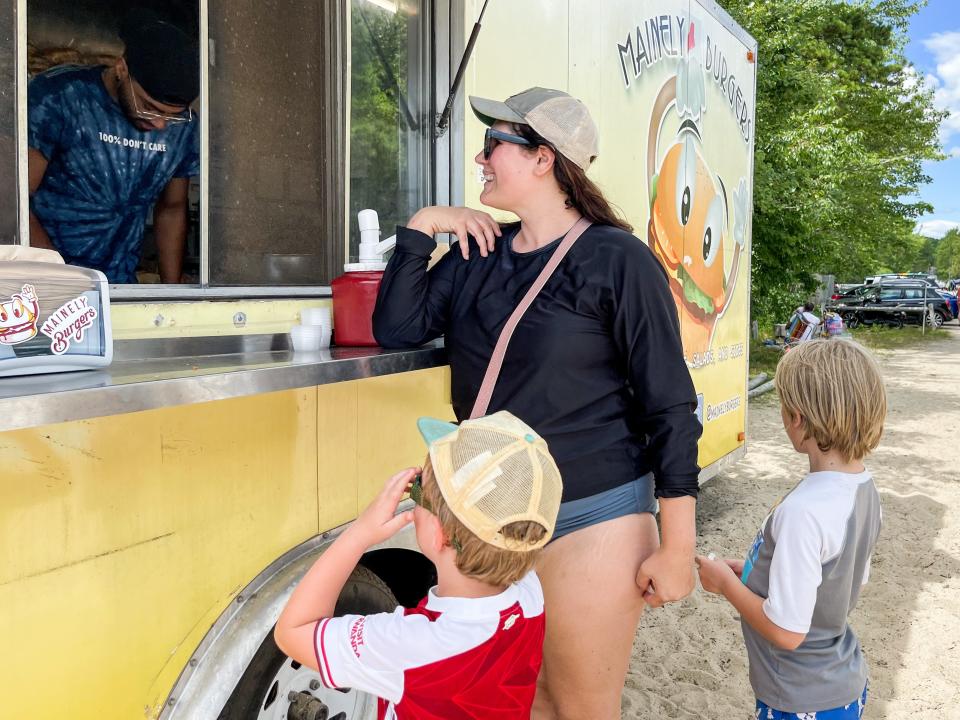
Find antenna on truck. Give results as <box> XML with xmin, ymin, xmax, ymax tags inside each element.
<box><xmin>437</xmin><ymin>0</ymin><xmax>492</xmax><ymax>134</ymax></box>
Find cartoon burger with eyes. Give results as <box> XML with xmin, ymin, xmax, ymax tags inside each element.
<box><xmin>647</xmin><ymin>22</ymin><xmax>747</xmax><ymax>361</ymax></box>
<box><xmin>0</xmin><ymin>284</ymin><xmax>40</xmax><ymax>345</ymax></box>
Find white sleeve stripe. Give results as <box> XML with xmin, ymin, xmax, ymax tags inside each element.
<box><xmin>312</xmin><ymin>621</ymin><xmax>328</xmax><ymax>687</ymax></box>
<box><xmin>313</xmin><ymin>619</ymin><xmax>336</xmax><ymax>688</ymax></box>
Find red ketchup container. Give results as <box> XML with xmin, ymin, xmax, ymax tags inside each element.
<box><xmin>330</xmin><ymin>270</ymin><xmax>384</xmax><ymax>346</ymax></box>
<box><xmin>332</xmin><ymin>209</ymin><xmax>396</xmax><ymax>346</ymax></box>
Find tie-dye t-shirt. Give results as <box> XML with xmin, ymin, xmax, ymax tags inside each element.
<box><xmin>29</xmin><ymin>65</ymin><xmax>199</xmax><ymax>283</ymax></box>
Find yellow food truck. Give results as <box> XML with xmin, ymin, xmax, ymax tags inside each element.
<box><xmin>0</xmin><ymin>1</ymin><xmax>756</xmax><ymax>717</ymax></box>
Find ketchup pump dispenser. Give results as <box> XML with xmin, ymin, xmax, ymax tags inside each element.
<box><xmin>330</xmin><ymin>210</ymin><xmax>396</xmax><ymax>346</ymax></box>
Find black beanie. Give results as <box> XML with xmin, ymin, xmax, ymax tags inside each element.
<box><xmin>119</xmin><ymin>8</ymin><xmax>200</xmax><ymax>106</ymax></box>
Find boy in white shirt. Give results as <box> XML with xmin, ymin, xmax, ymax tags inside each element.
<box><xmin>274</xmin><ymin>411</ymin><xmax>563</xmax><ymax>720</ymax></box>
<box><xmin>697</xmin><ymin>339</ymin><xmax>885</xmax><ymax>719</ymax></box>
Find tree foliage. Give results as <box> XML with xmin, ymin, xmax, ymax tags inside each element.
<box><xmin>718</xmin><ymin>0</ymin><xmax>946</xmax><ymax>324</ymax></box>
<box><xmin>935</xmin><ymin>229</ymin><xmax>960</xmax><ymax>279</ymax></box>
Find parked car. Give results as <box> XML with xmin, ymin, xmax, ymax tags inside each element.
<box><xmin>831</xmin><ymin>284</ymin><xmax>866</xmax><ymax>302</ymax></box>
<box><xmin>938</xmin><ymin>289</ymin><xmax>958</xmax><ymax>320</ymax></box>
<box><xmin>882</xmin><ymin>279</ymin><xmax>957</xmax><ymax>322</ymax></box>
<box><xmin>829</xmin><ymin>281</ymin><xmax>952</xmax><ymax>328</ymax></box>
<box><xmin>865</xmin><ymin>272</ymin><xmax>941</xmax><ymax>287</ymax></box>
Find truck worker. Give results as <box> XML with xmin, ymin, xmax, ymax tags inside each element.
<box><xmin>27</xmin><ymin>8</ymin><xmax>199</xmax><ymax>284</ymax></box>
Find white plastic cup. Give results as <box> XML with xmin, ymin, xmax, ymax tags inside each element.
<box><xmin>290</xmin><ymin>348</ymin><xmax>333</xmax><ymax>364</ymax></box>
<box><xmin>301</xmin><ymin>306</ymin><xmax>331</xmax><ymax>328</ymax></box>
<box><xmin>290</xmin><ymin>324</ymin><xmax>330</xmax><ymax>352</ymax></box>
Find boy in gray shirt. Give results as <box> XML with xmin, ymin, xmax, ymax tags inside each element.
<box><xmin>697</xmin><ymin>339</ymin><xmax>885</xmax><ymax>719</ymax></box>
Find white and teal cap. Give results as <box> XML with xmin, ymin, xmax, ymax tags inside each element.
<box><xmin>416</xmin><ymin>411</ymin><xmax>563</xmax><ymax>551</ymax></box>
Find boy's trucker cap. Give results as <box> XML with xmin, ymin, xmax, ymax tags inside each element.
<box><xmin>417</xmin><ymin>411</ymin><xmax>563</xmax><ymax>551</ymax></box>
<box><xmin>469</xmin><ymin>87</ymin><xmax>599</xmax><ymax>171</ymax></box>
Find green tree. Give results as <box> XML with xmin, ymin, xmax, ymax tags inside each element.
<box><xmin>718</xmin><ymin>0</ymin><xmax>946</xmax><ymax>326</ymax></box>
<box><xmin>935</xmin><ymin>229</ymin><xmax>960</xmax><ymax>278</ymax></box>
<box><xmin>914</xmin><ymin>234</ymin><xmax>938</xmax><ymax>273</ymax></box>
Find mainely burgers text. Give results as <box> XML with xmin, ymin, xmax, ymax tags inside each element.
<box><xmin>40</xmin><ymin>296</ymin><xmax>98</xmax><ymax>355</ymax></box>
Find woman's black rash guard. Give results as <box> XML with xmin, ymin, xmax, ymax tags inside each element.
<box><xmin>373</xmin><ymin>222</ymin><xmax>702</xmax><ymax>503</ymax></box>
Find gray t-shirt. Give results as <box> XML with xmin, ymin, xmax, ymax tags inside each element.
<box><xmin>741</xmin><ymin>470</ymin><xmax>881</xmax><ymax>712</ymax></box>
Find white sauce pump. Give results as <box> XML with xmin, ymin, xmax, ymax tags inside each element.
<box><xmin>345</xmin><ymin>209</ymin><xmax>397</xmax><ymax>272</ymax></box>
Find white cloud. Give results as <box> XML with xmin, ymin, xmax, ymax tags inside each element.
<box><xmin>902</xmin><ymin>64</ymin><xmax>939</xmax><ymax>94</ymax></box>
<box><xmin>915</xmin><ymin>219</ymin><xmax>960</xmax><ymax>238</ymax></box>
<box><xmin>923</xmin><ymin>31</ymin><xmax>960</xmax><ymax>144</ymax></box>
<box><xmin>950</xmin><ymin>146</ymin><xmax>960</xmax><ymax>158</ymax></box>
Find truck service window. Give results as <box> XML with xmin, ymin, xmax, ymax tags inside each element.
<box><xmin>25</xmin><ymin>0</ymin><xmax>201</xmax><ymax>284</ymax></box>
<box><xmin>206</xmin><ymin>0</ymin><xmax>343</xmax><ymax>286</ymax></box>
<box><xmin>19</xmin><ymin>1</ymin><xmax>432</xmax><ymax>288</ymax></box>
<box><xmin>208</xmin><ymin>0</ymin><xmax>431</xmax><ymax>286</ymax></box>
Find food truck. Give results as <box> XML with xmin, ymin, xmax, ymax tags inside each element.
<box><xmin>0</xmin><ymin>1</ymin><xmax>756</xmax><ymax>717</ymax></box>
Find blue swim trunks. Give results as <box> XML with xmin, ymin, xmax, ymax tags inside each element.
<box><xmin>551</xmin><ymin>473</ymin><xmax>657</xmax><ymax>541</ymax></box>
<box><xmin>756</xmin><ymin>683</ymin><xmax>867</xmax><ymax>720</ymax></box>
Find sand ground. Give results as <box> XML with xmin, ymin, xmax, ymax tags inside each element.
<box><xmin>624</xmin><ymin>324</ymin><xmax>960</xmax><ymax>719</ymax></box>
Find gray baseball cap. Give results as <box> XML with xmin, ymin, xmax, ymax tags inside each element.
<box><xmin>469</xmin><ymin>87</ymin><xmax>599</xmax><ymax>171</ymax></box>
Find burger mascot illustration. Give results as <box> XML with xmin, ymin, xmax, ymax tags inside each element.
<box><xmin>647</xmin><ymin>22</ymin><xmax>748</xmax><ymax>361</ymax></box>
<box><xmin>0</xmin><ymin>284</ymin><xmax>40</xmax><ymax>345</ymax></box>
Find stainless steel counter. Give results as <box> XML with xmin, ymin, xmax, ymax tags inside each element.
<box><xmin>0</xmin><ymin>342</ymin><xmax>447</xmax><ymax>433</ymax></box>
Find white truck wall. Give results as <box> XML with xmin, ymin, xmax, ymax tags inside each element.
<box><xmin>460</xmin><ymin>0</ymin><xmax>758</xmax><ymax>475</ymax></box>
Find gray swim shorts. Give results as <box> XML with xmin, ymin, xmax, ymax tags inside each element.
<box><xmin>551</xmin><ymin>472</ymin><xmax>657</xmax><ymax>542</ymax></box>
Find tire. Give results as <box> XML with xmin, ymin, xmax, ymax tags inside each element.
<box><xmin>218</xmin><ymin>565</ymin><xmax>397</xmax><ymax>720</ymax></box>
<box><xmin>933</xmin><ymin>312</ymin><xmax>946</xmax><ymax>328</ymax></box>
<box><xmin>842</xmin><ymin>312</ymin><xmax>860</xmax><ymax>329</ymax></box>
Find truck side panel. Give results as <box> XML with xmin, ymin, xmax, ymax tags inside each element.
<box><xmin>461</xmin><ymin>0</ymin><xmax>756</xmax><ymax>473</ymax></box>
<box><xmin>0</xmin><ymin>367</ymin><xmax>452</xmax><ymax>719</ymax></box>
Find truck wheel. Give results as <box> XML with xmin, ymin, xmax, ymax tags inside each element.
<box><xmin>842</xmin><ymin>312</ymin><xmax>859</xmax><ymax>329</ymax></box>
<box><xmin>218</xmin><ymin>565</ymin><xmax>396</xmax><ymax>720</ymax></box>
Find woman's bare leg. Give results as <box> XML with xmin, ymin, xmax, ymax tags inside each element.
<box><xmin>532</xmin><ymin>513</ymin><xmax>660</xmax><ymax>720</ymax></box>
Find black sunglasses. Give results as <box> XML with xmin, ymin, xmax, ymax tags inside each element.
<box><xmin>409</xmin><ymin>473</ymin><xmax>464</xmax><ymax>552</ymax></box>
<box><xmin>483</xmin><ymin>128</ymin><xmax>532</xmax><ymax>160</ymax></box>
<box><xmin>409</xmin><ymin>474</ymin><xmax>432</xmax><ymax>513</ymax></box>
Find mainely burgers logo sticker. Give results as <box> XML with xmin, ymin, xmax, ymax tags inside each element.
<box><xmin>41</xmin><ymin>295</ymin><xmax>98</xmax><ymax>355</ymax></box>
<box><xmin>0</xmin><ymin>285</ymin><xmax>40</xmax><ymax>345</ymax></box>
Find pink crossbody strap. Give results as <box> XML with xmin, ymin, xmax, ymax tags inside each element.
<box><xmin>469</xmin><ymin>217</ymin><xmax>593</xmax><ymax>419</ymax></box>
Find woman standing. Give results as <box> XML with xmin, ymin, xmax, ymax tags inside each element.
<box><xmin>373</xmin><ymin>88</ymin><xmax>701</xmax><ymax>719</ymax></box>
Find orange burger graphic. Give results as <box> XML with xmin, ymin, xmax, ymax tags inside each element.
<box><xmin>646</xmin><ymin>22</ymin><xmax>746</xmax><ymax>361</ymax></box>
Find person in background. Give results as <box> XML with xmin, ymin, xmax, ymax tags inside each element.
<box><xmin>786</xmin><ymin>301</ymin><xmax>821</xmax><ymax>343</ymax></box>
<box><xmin>797</xmin><ymin>300</ymin><xmax>821</xmax><ymax>326</ymax></box>
<box><xmin>274</xmin><ymin>412</ymin><xmax>563</xmax><ymax>719</ymax></box>
<box><xmin>28</xmin><ymin>8</ymin><xmax>199</xmax><ymax>284</ymax></box>
<box><xmin>697</xmin><ymin>339</ymin><xmax>885</xmax><ymax>720</ymax></box>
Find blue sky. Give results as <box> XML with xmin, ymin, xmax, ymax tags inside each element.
<box><xmin>906</xmin><ymin>0</ymin><xmax>960</xmax><ymax>238</ymax></box>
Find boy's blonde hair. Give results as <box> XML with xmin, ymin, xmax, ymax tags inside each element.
<box><xmin>421</xmin><ymin>459</ymin><xmax>546</xmax><ymax>586</ymax></box>
<box><xmin>775</xmin><ymin>339</ymin><xmax>886</xmax><ymax>462</ymax></box>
